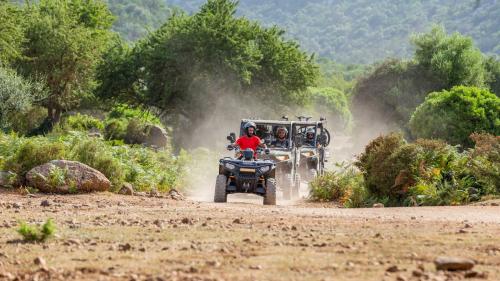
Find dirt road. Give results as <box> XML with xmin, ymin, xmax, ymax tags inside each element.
<box><xmin>0</xmin><ymin>190</ymin><xmax>499</xmax><ymax>281</ymax></box>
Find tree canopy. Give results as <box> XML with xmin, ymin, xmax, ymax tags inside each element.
<box><xmin>409</xmin><ymin>86</ymin><xmax>500</xmax><ymax>148</ymax></box>
<box><xmin>16</xmin><ymin>0</ymin><xmax>115</xmax><ymax>123</ymax></box>
<box><xmin>97</xmin><ymin>0</ymin><xmax>319</xmax><ymax>141</ymax></box>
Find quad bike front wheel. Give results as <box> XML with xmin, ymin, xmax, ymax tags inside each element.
<box><xmin>264</xmin><ymin>179</ymin><xmax>276</xmax><ymax>205</ymax></box>
<box><xmin>214</xmin><ymin>175</ymin><xmax>227</xmax><ymax>203</ymax></box>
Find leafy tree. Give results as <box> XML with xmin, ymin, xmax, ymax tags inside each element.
<box><xmin>98</xmin><ymin>0</ymin><xmax>318</xmax><ymax>144</ymax></box>
<box><xmin>17</xmin><ymin>0</ymin><xmax>115</xmax><ymax>125</ymax></box>
<box><xmin>412</xmin><ymin>26</ymin><xmax>486</xmax><ymax>88</ymax></box>
<box><xmin>485</xmin><ymin>56</ymin><xmax>500</xmax><ymax>96</ymax></box>
<box><xmin>409</xmin><ymin>86</ymin><xmax>500</xmax><ymax>148</ymax></box>
<box><xmin>0</xmin><ymin>0</ymin><xmax>24</xmax><ymax>65</ymax></box>
<box><xmin>0</xmin><ymin>66</ymin><xmax>46</xmax><ymax>130</ymax></box>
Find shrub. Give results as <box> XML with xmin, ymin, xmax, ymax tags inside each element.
<box><xmin>409</xmin><ymin>86</ymin><xmax>500</xmax><ymax>148</ymax></box>
<box><xmin>108</xmin><ymin>104</ymin><xmax>161</xmax><ymax>125</ymax></box>
<box><xmin>0</xmin><ymin>132</ymin><xmax>184</xmax><ymax>192</ymax></box>
<box><xmin>466</xmin><ymin>133</ymin><xmax>500</xmax><ymax>195</ymax></box>
<box><xmin>309</xmin><ymin>163</ymin><xmax>366</xmax><ymax>206</ymax></box>
<box><xmin>3</xmin><ymin>137</ymin><xmax>66</xmax><ymax>177</ymax></box>
<box><xmin>61</xmin><ymin>113</ymin><xmax>104</xmax><ymax>131</ymax></box>
<box><xmin>355</xmin><ymin>133</ymin><xmax>407</xmax><ymax>199</ymax></box>
<box><xmin>17</xmin><ymin>219</ymin><xmax>56</xmax><ymax>242</ymax></box>
<box><xmin>104</xmin><ymin>118</ymin><xmax>128</xmax><ymax>140</ymax></box>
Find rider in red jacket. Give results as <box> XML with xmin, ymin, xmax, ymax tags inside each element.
<box><xmin>232</xmin><ymin>122</ymin><xmax>266</xmax><ymax>156</ymax></box>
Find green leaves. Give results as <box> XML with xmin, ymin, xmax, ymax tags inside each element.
<box><xmin>412</xmin><ymin>26</ymin><xmax>487</xmax><ymax>88</ymax></box>
<box><xmin>410</xmin><ymin>86</ymin><xmax>500</xmax><ymax>148</ymax></box>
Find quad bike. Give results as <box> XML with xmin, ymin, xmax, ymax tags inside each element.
<box><xmin>238</xmin><ymin>120</ymin><xmax>299</xmax><ymax>200</ymax></box>
<box><xmin>214</xmin><ymin>140</ymin><xmax>277</xmax><ymax>205</ymax></box>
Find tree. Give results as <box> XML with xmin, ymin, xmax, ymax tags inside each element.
<box><xmin>307</xmin><ymin>87</ymin><xmax>352</xmax><ymax>131</ymax></box>
<box><xmin>485</xmin><ymin>56</ymin><xmax>500</xmax><ymax>96</ymax></box>
<box><xmin>0</xmin><ymin>0</ymin><xmax>24</xmax><ymax>65</ymax></box>
<box><xmin>17</xmin><ymin>0</ymin><xmax>115</xmax><ymax>124</ymax></box>
<box><xmin>409</xmin><ymin>86</ymin><xmax>500</xmax><ymax>148</ymax></box>
<box><xmin>412</xmin><ymin>26</ymin><xmax>487</xmax><ymax>88</ymax></box>
<box><xmin>0</xmin><ymin>66</ymin><xmax>46</xmax><ymax>130</ymax></box>
<box><xmin>98</xmin><ymin>0</ymin><xmax>318</xmax><ymax>145</ymax></box>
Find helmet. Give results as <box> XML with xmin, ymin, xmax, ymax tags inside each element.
<box><xmin>243</xmin><ymin>148</ymin><xmax>254</xmax><ymax>160</ymax></box>
<box><xmin>276</xmin><ymin>126</ymin><xmax>288</xmax><ymax>135</ymax></box>
<box><xmin>243</xmin><ymin>121</ymin><xmax>256</xmax><ymax>131</ymax></box>
<box><xmin>306</xmin><ymin>128</ymin><xmax>315</xmax><ymax>138</ymax></box>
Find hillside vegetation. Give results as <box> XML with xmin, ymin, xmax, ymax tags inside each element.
<box><xmin>165</xmin><ymin>0</ymin><xmax>500</xmax><ymax>64</ymax></box>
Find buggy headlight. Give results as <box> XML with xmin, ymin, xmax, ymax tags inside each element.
<box><xmin>260</xmin><ymin>165</ymin><xmax>270</xmax><ymax>173</ymax></box>
<box><xmin>275</xmin><ymin>155</ymin><xmax>289</xmax><ymax>161</ymax></box>
<box><xmin>225</xmin><ymin>163</ymin><xmax>236</xmax><ymax>170</ymax></box>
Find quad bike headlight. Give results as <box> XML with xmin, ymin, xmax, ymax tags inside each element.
<box><xmin>225</xmin><ymin>163</ymin><xmax>236</xmax><ymax>170</ymax></box>
<box><xmin>301</xmin><ymin>151</ymin><xmax>314</xmax><ymax>157</ymax></box>
<box><xmin>259</xmin><ymin>165</ymin><xmax>270</xmax><ymax>173</ymax></box>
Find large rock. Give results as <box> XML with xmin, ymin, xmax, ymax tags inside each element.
<box><xmin>434</xmin><ymin>256</ymin><xmax>475</xmax><ymax>271</ymax></box>
<box><xmin>144</xmin><ymin>125</ymin><xmax>168</xmax><ymax>148</ymax></box>
<box><xmin>26</xmin><ymin>160</ymin><xmax>111</xmax><ymax>193</ymax></box>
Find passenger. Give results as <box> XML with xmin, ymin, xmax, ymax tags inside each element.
<box><xmin>304</xmin><ymin>128</ymin><xmax>316</xmax><ymax>146</ymax></box>
<box><xmin>271</xmin><ymin>127</ymin><xmax>289</xmax><ymax>148</ymax></box>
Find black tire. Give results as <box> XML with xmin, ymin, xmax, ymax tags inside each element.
<box><xmin>214</xmin><ymin>175</ymin><xmax>227</xmax><ymax>203</ymax></box>
<box><xmin>264</xmin><ymin>179</ymin><xmax>276</xmax><ymax>205</ymax></box>
<box><xmin>292</xmin><ymin>174</ymin><xmax>301</xmax><ymax>199</ymax></box>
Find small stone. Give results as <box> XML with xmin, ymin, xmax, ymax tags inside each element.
<box><xmin>40</xmin><ymin>200</ymin><xmax>51</xmax><ymax>207</ymax></box>
<box><xmin>249</xmin><ymin>265</ymin><xmax>262</xmax><ymax>270</ymax></box>
<box><xmin>181</xmin><ymin>218</ymin><xmax>191</xmax><ymax>224</ymax></box>
<box><xmin>149</xmin><ymin>188</ymin><xmax>159</xmax><ymax>197</ymax></box>
<box><xmin>434</xmin><ymin>256</ymin><xmax>475</xmax><ymax>271</ymax></box>
<box><xmin>233</xmin><ymin>218</ymin><xmax>242</xmax><ymax>224</ymax></box>
<box><xmin>12</xmin><ymin>203</ymin><xmax>21</xmax><ymax>209</ymax></box>
<box><xmin>386</xmin><ymin>265</ymin><xmax>399</xmax><ymax>272</ymax></box>
<box><xmin>412</xmin><ymin>270</ymin><xmax>423</xmax><ymax>277</ymax></box>
<box><xmin>34</xmin><ymin>257</ymin><xmax>46</xmax><ymax>267</ymax></box>
<box><xmin>118</xmin><ymin>243</ymin><xmax>132</xmax><ymax>251</ymax></box>
<box><xmin>372</xmin><ymin>203</ymin><xmax>384</xmax><ymax>208</ymax></box>
<box><xmin>396</xmin><ymin>275</ymin><xmax>407</xmax><ymax>281</ymax></box>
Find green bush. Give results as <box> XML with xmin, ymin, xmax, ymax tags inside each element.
<box><xmin>61</xmin><ymin>113</ymin><xmax>104</xmax><ymax>131</ymax></box>
<box><xmin>104</xmin><ymin>118</ymin><xmax>128</xmax><ymax>141</ymax></box>
<box><xmin>409</xmin><ymin>86</ymin><xmax>500</xmax><ymax>148</ymax></box>
<box><xmin>3</xmin><ymin>137</ymin><xmax>66</xmax><ymax>177</ymax></box>
<box><xmin>17</xmin><ymin>219</ymin><xmax>56</xmax><ymax>242</ymax></box>
<box><xmin>0</xmin><ymin>132</ymin><xmax>184</xmax><ymax>192</ymax></box>
<box><xmin>309</xmin><ymin>164</ymin><xmax>366</xmax><ymax>207</ymax></box>
<box><xmin>108</xmin><ymin>104</ymin><xmax>161</xmax><ymax>125</ymax></box>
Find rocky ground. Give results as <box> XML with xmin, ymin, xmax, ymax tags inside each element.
<box><xmin>0</xmin><ymin>189</ymin><xmax>499</xmax><ymax>281</ymax></box>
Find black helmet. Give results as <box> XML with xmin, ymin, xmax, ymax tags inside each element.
<box><xmin>243</xmin><ymin>121</ymin><xmax>256</xmax><ymax>132</ymax></box>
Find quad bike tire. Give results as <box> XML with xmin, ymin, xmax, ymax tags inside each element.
<box><xmin>214</xmin><ymin>175</ymin><xmax>227</xmax><ymax>203</ymax></box>
<box><xmin>264</xmin><ymin>179</ymin><xmax>277</xmax><ymax>205</ymax></box>
<box><xmin>292</xmin><ymin>174</ymin><xmax>301</xmax><ymax>199</ymax></box>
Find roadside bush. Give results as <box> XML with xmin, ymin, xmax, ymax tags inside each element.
<box><xmin>0</xmin><ymin>132</ymin><xmax>184</xmax><ymax>192</ymax></box>
<box><xmin>309</xmin><ymin>163</ymin><xmax>366</xmax><ymax>207</ymax></box>
<box><xmin>466</xmin><ymin>133</ymin><xmax>500</xmax><ymax>195</ymax></box>
<box><xmin>409</xmin><ymin>86</ymin><xmax>500</xmax><ymax>148</ymax></box>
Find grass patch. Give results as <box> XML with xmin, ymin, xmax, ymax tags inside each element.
<box><xmin>17</xmin><ymin>219</ymin><xmax>56</xmax><ymax>242</ymax></box>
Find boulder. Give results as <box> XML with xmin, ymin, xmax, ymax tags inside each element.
<box><xmin>434</xmin><ymin>256</ymin><xmax>475</xmax><ymax>271</ymax></box>
<box><xmin>26</xmin><ymin>160</ymin><xmax>110</xmax><ymax>193</ymax></box>
<box><xmin>144</xmin><ymin>125</ymin><xmax>168</xmax><ymax>148</ymax></box>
